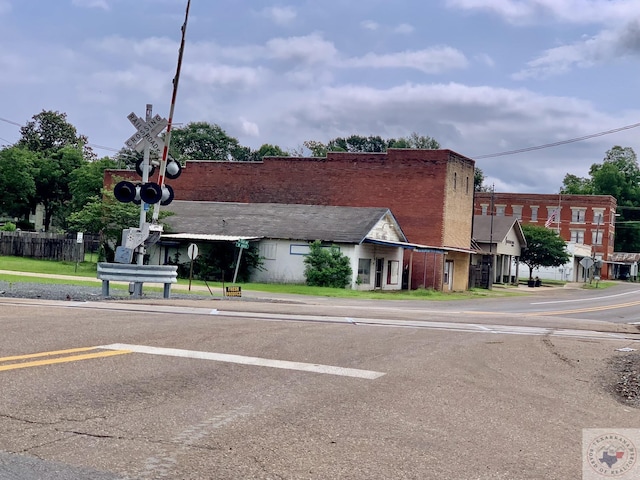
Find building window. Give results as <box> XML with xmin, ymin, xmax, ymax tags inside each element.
<box><xmin>546</xmin><ymin>206</ymin><xmax>560</xmax><ymax>225</ymax></box>
<box><xmin>259</xmin><ymin>242</ymin><xmax>277</xmax><ymax>260</ymax></box>
<box><xmin>358</xmin><ymin>258</ymin><xmax>371</xmax><ymax>284</ymax></box>
<box><xmin>466</xmin><ymin>176</ymin><xmax>469</xmax><ymax>194</ymax></box>
<box><xmin>531</xmin><ymin>206</ymin><xmax>538</xmax><ymax>222</ymax></box>
<box><xmin>454</xmin><ymin>172</ymin><xmax>457</xmax><ymax>190</ymax></box>
<box><xmin>387</xmin><ymin>260</ymin><xmax>399</xmax><ymax>285</ymax></box>
<box><xmin>495</xmin><ymin>205</ymin><xmax>505</xmax><ymax>216</ymax></box>
<box><xmin>512</xmin><ymin>205</ymin><xmax>522</xmax><ymax>220</ymax></box>
<box><xmin>570</xmin><ymin>230</ymin><xmax>585</xmax><ymax>243</ymax></box>
<box><xmin>481</xmin><ymin>204</ymin><xmax>488</xmax><ymax>215</ymax></box>
<box><xmin>592</xmin><ymin>209</ymin><xmax>604</xmax><ymax>225</ymax></box>
<box><xmin>571</xmin><ymin>208</ymin><xmax>586</xmax><ymax>223</ymax></box>
<box><xmin>592</xmin><ymin>230</ymin><xmax>603</xmax><ymax>245</ymax></box>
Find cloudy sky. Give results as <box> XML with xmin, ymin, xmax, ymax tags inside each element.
<box><xmin>1</xmin><ymin>0</ymin><xmax>639</xmax><ymax>193</ymax></box>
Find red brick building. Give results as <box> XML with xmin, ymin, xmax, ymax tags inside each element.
<box><xmin>474</xmin><ymin>193</ymin><xmax>617</xmax><ymax>279</ymax></box>
<box><xmin>106</xmin><ymin>149</ymin><xmax>476</xmax><ymax>290</ymax></box>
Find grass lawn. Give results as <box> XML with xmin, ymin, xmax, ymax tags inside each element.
<box><xmin>0</xmin><ymin>255</ymin><xmax>525</xmax><ymax>300</ymax></box>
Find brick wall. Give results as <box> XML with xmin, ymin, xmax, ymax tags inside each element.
<box><xmin>106</xmin><ymin>148</ymin><xmax>475</xmax><ymax>289</ymax></box>
<box><xmin>474</xmin><ymin>192</ymin><xmax>617</xmax><ymax>279</ymax></box>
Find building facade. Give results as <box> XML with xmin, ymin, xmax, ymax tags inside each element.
<box><xmin>474</xmin><ymin>193</ymin><xmax>617</xmax><ymax>279</ymax></box>
<box><xmin>106</xmin><ymin>149</ymin><xmax>476</xmax><ymax>291</ymax></box>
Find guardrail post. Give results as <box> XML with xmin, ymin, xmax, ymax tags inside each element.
<box><xmin>97</xmin><ymin>263</ymin><xmax>178</xmax><ymax>299</ymax></box>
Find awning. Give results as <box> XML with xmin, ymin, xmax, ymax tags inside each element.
<box><xmin>162</xmin><ymin>234</ymin><xmax>262</xmax><ymax>242</ymax></box>
<box><xmin>363</xmin><ymin>238</ymin><xmax>477</xmax><ymax>254</ymax></box>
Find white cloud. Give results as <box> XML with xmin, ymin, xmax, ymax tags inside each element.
<box><xmin>474</xmin><ymin>53</ymin><xmax>496</xmax><ymax>67</ymax></box>
<box><xmin>361</xmin><ymin>20</ymin><xmax>379</xmax><ymax>31</ymax></box>
<box><xmin>446</xmin><ymin>0</ymin><xmax>640</xmax><ymax>25</ymax></box>
<box><xmin>240</xmin><ymin>118</ymin><xmax>260</xmax><ymax>137</ymax></box>
<box><xmin>261</xmin><ymin>6</ymin><xmax>297</xmax><ymax>25</ymax></box>
<box><xmin>184</xmin><ymin>64</ymin><xmax>265</xmax><ymax>89</ymax></box>
<box><xmin>394</xmin><ymin>23</ymin><xmax>415</xmax><ymax>34</ymax></box>
<box><xmin>347</xmin><ymin>47</ymin><xmax>468</xmax><ymax>74</ymax></box>
<box><xmin>266</xmin><ymin>33</ymin><xmax>338</xmax><ymax>64</ymax></box>
<box><xmin>90</xmin><ymin>35</ymin><xmax>177</xmax><ymax>61</ymax></box>
<box><xmin>72</xmin><ymin>0</ymin><xmax>110</xmax><ymax>11</ymax></box>
<box><xmin>514</xmin><ymin>21</ymin><xmax>640</xmax><ymax>78</ymax></box>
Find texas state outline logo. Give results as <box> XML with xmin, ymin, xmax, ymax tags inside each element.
<box><xmin>583</xmin><ymin>429</ymin><xmax>638</xmax><ymax>479</ymax></box>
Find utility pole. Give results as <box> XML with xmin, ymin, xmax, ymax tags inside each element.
<box><xmin>488</xmin><ymin>184</ymin><xmax>494</xmax><ymax>290</ymax></box>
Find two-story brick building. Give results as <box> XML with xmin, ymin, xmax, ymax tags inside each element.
<box><xmin>106</xmin><ymin>149</ymin><xmax>476</xmax><ymax>291</ymax></box>
<box><xmin>473</xmin><ymin>193</ymin><xmax>617</xmax><ymax>279</ymax></box>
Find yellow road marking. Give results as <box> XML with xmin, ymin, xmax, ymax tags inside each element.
<box><xmin>522</xmin><ymin>299</ymin><xmax>640</xmax><ymax>316</ymax></box>
<box><xmin>467</xmin><ymin>300</ymin><xmax>640</xmax><ymax>318</ymax></box>
<box><xmin>0</xmin><ymin>346</ymin><xmax>98</xmax><ymax>363</ymax></box>
<box><xmin>0</xmin><ymin>349</ymin><xmax>131</xmax><ymax>372</ymax></box>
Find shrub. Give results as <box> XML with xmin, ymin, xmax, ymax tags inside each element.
<box><xmin>303</xmin><ymin>240</ymin><xmax>352</xmax><ymax>288</ymax></box>
<box><xmin>1</xmin><ymin>222</ymin><xmax>17</xmax><ymax>232</ymax></box>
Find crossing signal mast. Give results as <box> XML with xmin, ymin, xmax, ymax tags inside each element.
<box><xmin>112</xmin><ymin>0</ymin><xmax>191</xmax><ymax>275</ymax></box>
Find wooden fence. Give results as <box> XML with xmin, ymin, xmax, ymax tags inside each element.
<box><xmin>0</xmin><ymin>232</ymin><xmax>88</xmax><ymax>262</ymax></box>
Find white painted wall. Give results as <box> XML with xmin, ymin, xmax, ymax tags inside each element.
<box><xmin>150</xmin><ymin>238</ymin><xmax>405</xmax><ymax>289</ymax></box>
<box><xmin>250</xmin><ymin>239</ymin><xmax>404</xmax><ymax>290</ymax></box>
<box><xmin>512</xmin><ymin>242</ymin><xmax>593</xmax><ymax>282</ymax></box>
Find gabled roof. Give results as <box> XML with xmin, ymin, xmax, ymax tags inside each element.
<box><xmin>472</xmin><ymin>215</ymin><xmax>526</xmax><ymax>246</ymax></box>
<box><xmin>163</xmin><ymin>201</ymin><xmax>407</xmax><ymax>244</ymax></box>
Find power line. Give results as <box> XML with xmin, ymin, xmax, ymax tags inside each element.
<box><xmin>474</xmin><ymin>122</ymin><xmax>640</xmax><ymax>159</ymax></box>
<box><xmin>0</xmin><ymin>117</ymin><xmax>23</xmax><ymax>127</ymax></box>
<box><xmin>1</xmin><ymin>115</ymin><xmax>122</xmax><ymax>153</ymax></box>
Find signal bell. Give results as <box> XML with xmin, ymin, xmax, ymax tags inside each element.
<box><xmin>160</xmin><ymin>185</ymin><xmax>175</xmax><ymax>206</ymax></box>
<box><xmin>135</xmin><ymin>158</ymin><xmax>156</xmax><ymax>177</ymax></box>
<box><xmin>165</xmin><ymin>160</ymin><xmax>182</xmax><ymax>179</ymax></box>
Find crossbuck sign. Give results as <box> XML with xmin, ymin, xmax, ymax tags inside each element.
<box><xmin>125</xmin><ymin>112</ymin><xmax>168</xmax><ymax>153</ymax></box>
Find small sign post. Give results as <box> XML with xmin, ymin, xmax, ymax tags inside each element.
<box><xmin>187</xmin><ymin>243</ymin><xmax>199</xmax><ymax>291</ymax></box>
<box><xmin>232</xmin><ymin>239</ymin><xmax>249</xmax><ymax>284</ymax></box>
<box><xmin>225</xmin><ymin>286</ymin><xmax>242</xmax><ymax>297</ymax></box>
<box><xmin>75</xmin><ymin>232</ymin><xmax>84</xmax><ymax>272</ymax></box>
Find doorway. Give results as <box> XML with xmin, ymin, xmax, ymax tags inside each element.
<box><xmin>444</xmin><ymin>260</ymin><xmax>454</xmax><ymax>291</ymax></box>
<box><xmin>375</xmin><ymin>258</ymin><xmax>384</xmax><ymax>289</ymax></box>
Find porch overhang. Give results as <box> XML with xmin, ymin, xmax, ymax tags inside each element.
<box><xmin>162</xmin><ymin>233</ymin><xmax>262</xmax><ymax>242</ymax></box>
<box><xmin>363</xmin><ymin>238</ymin><xmax>476</xmax><ymax>255</ymax></box>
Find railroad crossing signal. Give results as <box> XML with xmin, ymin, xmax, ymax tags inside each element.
<box><xmin>125</xmin><ymin>112</ymin><xmax>167</xmax><ymax>153</ymax></box>
<box><xmin>115</xmin><ymin>107</ymin><xmax>181</xmax><ymax>207</ymax></box>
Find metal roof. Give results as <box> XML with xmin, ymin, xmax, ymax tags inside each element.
<box><xmin>162</xmin><ymin>201</ymin><xmax>406</xmax><ymax>244</ymax></box>
<box><xmin>472</xmin><ymin>215</ymin><xmax>527</xmax><ymax>246</ymax></box>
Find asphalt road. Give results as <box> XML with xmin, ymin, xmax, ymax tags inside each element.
<box><xmin>0</xmin><ymin>284</ymin><xmax>639</xmax><ymax>479</ymax></box>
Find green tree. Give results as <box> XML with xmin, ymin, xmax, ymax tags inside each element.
<box><xmin>388</xmin><ymin>132</ymin><xmax>440</xmax><ymax>150</ymax></box>
<box><xmin>303</xmin><ymin>240</ymin><xmax>352</xmax><ymax>288</ymax></box>
<box><xmin>169</xmin><ymin>122</ymin><xmax>248</xmax><ymax>162</ymax></box>
<box><xmin>304</xmin><ymin>133</ymin><xmax>440</xmax><ymax>156</ymax></box>
<box><xmin>303</xmin><ymin>140</ymin><xmax>329</xmax><ymax>157</ymax></box>
<box><xmin>560</xmin><ymin>173</ymin><xmax>593</xmax><ymax>194</ymax></box>
<box><xmin>0</xmin><ymin>146</ymin><xmax>37</xmax><ymax>218</ymax></box>
<box><xmin>255</xmin><ymin>143</ymin><xmax>290</xmax><ymax>159</ymax></box>
<box><xmin>32</xmin><ymin>145</ymin><xmax>85</xmax><ymax>230</ymax></box>
<box><xmin>519</xmin><ymin>224</ymin><xmax>570</xmax><ymax>280</ymax></box>
<box><xmin>180</xmin><ymin>243</ymin><xmax>262</xmax><ymax>282</ymax></box>
<box><xmin>112</xmin><ymin>147</ymin><xmax>143</xmax><ymax>170</ymax></box>
<box><xmin>67</xmin><ymin>189</ymin><xmax>143</xmax><ymax>261</ymax></box>
<box><xmin>474</xmin><ymin>167</ymin><xmax>490</xmax><ymax>192</ymax></box>
<box><xmin>561</xmin><ymin>146</ymin><xmax>640</xmax><ymax>251</ymax></box>
<box><xmin>68</xmin><ymin>157</ymin><xmax>118</xmax><ymax>213</ymax></box>
<box><xmin>17</xmin><ymin>110</ymin><xmax>94</xmax><ymax>160</ymax></box>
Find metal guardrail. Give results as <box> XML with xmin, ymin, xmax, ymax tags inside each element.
<box><xmin>97</xmin><ymin>263</ymin><xmax>178</xmax><ymax>298</ymax></box>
